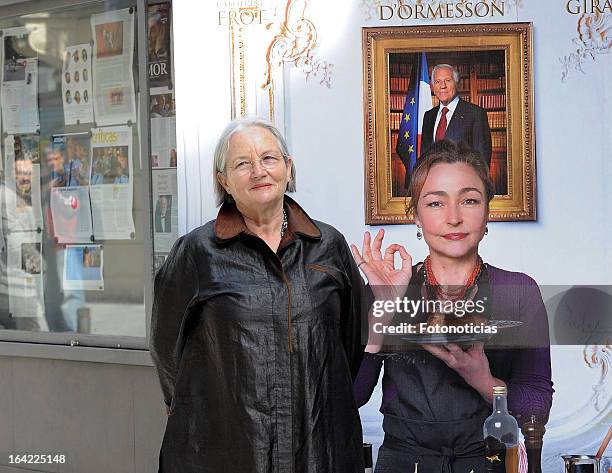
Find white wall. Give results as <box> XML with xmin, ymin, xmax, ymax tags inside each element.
<box><xmin>174</xmin><ymin>1</ymin><xmax>612</xmax><ymax>469</ymax></box>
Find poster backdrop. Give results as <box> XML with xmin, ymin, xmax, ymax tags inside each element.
<box><xmin>172</xmin><ymin>2</ymin><xmax>612</xmax><ymax>470</ymax></box>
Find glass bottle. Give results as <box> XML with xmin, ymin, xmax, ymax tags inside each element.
<box><xmin>363</xmin><ymin>443</ymin><xmax>373</xmax><ymax>473</ymax></box>
<box><xmin>483</xmin><ymin>386</ymin><xmax>519</xmax><ymax>473</ymax></box>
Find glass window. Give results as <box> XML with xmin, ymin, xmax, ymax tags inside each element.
<box><xmin>0</xmin><ymin>0</ymin><xmax>156</xmax><ymax>345</ymax></box>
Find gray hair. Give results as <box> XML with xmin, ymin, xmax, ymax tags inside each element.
<box><xmin>431</xmin><ymin>64</ymin><xmax>460</xmax><ymax>84</ymax></box>
<box><xmin>213</xmin><ymin>117</ymin><xmax>297</xmax><ymax>206</ymax></box>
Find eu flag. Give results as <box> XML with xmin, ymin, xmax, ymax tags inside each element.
<box><xmin>396</xmin><ymin>52</ymin><xmax>431</xmax><ymax>188</ymax></box>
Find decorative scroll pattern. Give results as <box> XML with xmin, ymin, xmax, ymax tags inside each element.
<box><xmin>263</xmin><ymin>0</ymin><xmax>333</xmax><ymax>89</ymax></box>
<box><xmin>561</xmin><ymin>12</ymin><xmax>612</xmax><ymax>81</ymax></box>
<box><xmin>361</xmin><ymin>0</ymin><xmax>524</xmax><ymax>20</ymax></box>
<box><xmin>583</xmin><ymin>345</ymin><xmax>612</xmax><ymax>411</ymax></box>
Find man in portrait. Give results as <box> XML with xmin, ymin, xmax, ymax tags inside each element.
<box><xmin>154</xmin><ymin>195</ymin><xmax>171</xmax><ymax>233</ymax></box>
<box><xmin>421</xmin><ymin>64</ymin><xmax>492</xmax><ymax>167</ymax></box>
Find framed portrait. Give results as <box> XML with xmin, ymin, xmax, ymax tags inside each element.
<box><xmin>362</xmin><ymin>23</ymin><xmax>535</xmax><ymax>223</ymax></box>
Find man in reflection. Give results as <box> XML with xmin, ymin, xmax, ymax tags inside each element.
<box><xmin>15</xmin><ymin>158</ymin><xmax>33</xmax><ymax>214</ymax></box>
<box><xmin>64</xmin><ymin>137</ymin><xmax>88</xmax><ymax>187</ymax></box>
<box><xmin>40</xmin><ymin>144</ymin><xmax>85</xmax><ymax>333</ymax></box>
<box><xmin>0</xmin><ymin>159</ymin><xmax>46</xmax><ymax>331</ymax></box>
<box><xmin>47</xmin><ymin>145</ymin><xmax>67</xmax><ymax>188</ymax></box>
<box><xmin>421</xmin><ymin>64</ymin><xmax>492</xmax><ymax>167</ymax></box>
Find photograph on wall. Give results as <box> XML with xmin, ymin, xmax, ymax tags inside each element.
<box><xmin>362</xmin><ymin>23</ymin><xmax>535</xmax><ymax>223</ymax></box>
<box><xmin>1</xmin><ymin>27</ymin><xmax>40</xmax><ymax>134</ymax></box>
<box><xmin>150</xmin><ymin>89</ymin><xmax>176</xmax><ymax>168</ymax></box>
<box><xmin>49</xmin><ymin>133</ymin><xmax>91</xmax><ymax>187</ymax></box>
<box><xmin>4</xmin><ymin>134</ymin><xmax>43</xmax><ymax>231</ymax></box>
<box><xmin>63</xmin><ymin>244</ymin><xmax>104</xmax><ymax>291</ymax></box>
<box><xmin>148</xmin><ymin>2</ymin><xmax>172</xmax><ymax>88</ymax></box>
<box><xmin>7</xmin><ymin>232</ymin><xmax>44</xmax><ymax>318</ymax></box>
<box><xmin>91</xmin><ymin>8</ymin><xmax>136</xmax><ymax>126</ymax></box>
<box><xmin>152</xmin><ymin>168</ymin><xmax>178</xmax><ymax>252</ymax></box>
<box><xmin>88</xmin><ymin>125</ymin><xmax>135</xmax><ymax>239</ymax></box>
<box><xmin>388</xmin><ymin>50</ymin><xmax>507</xmax><ymax>196</ymax></box>
<box><xmin>61</xmin><ymin>43</ymin><xmax>94</xmax><ymax>125</ymax></box>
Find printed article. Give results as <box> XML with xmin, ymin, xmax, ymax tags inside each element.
<box><xmin>4</xmin><ymin>134</ymin><xmax>43</xmax><ymax>231</ymax></box>
<box><xmin>1</xmin><ymin>27</ymin><xmax>40</xmax><ymax>134</ymax></box>
<box><xmin>63</xmin><ymin>244</ymin><xmax>104</xmax><ymax>291</ymax></box>
<box><xmin>152</xmin><ymin>168</ymin><xmax>178</xmax><ymax>252</ymax></box>
<box><xmin>150</xmin><ymin>89</ymin><xmax>176</xmax><ymax>168</ymax></box>
<box><xmin>61</xmin><ymin>44</ymin><xmax>94</xmax><ymax>125</ymax></box>
<box><xmin>148</xmin><ymin>3</ymin><xmax>172</xmax><ymax>88</ymax></box>
<box><xmin>89</xmin><ymin>125</ymin><xmax>135</xmax><ymax>239</ymax></box>
<box><xmin>91</xmin><ymin>8</ymin><xmax>137</xmax><ymax>126</ymax></box>
<box><xmin>7</xmin><ymin>232</ymin><xmax>44</xmax><ymax>318</ymax></box>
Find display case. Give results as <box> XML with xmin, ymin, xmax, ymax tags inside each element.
<box><xmin>0</xmin><ymin>0</ymin><xmax>177</xmax><ymax>353</ymax></box>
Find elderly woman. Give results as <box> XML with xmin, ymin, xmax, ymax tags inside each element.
<box><xmin>151</xmin><ymin>118</ymin><xmax>366</xmax><ymax>472</ymax></box>
<box><xmin>351</xmin><ymin>140</ymin><xmax>553</xmax><ymax>473</ymax></box>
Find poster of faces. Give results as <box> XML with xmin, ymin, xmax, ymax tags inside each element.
<box><xmin>61</xmin><ymin>44</ymin><xmax>94</xmax><ymax>125</ymax></box>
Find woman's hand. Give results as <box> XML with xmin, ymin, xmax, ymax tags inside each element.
<box><xmin>351</xmin><ymin>229</ymin><xmax>412</xmax><ymax>353</ymax></box>
<box><xmin>350</xmin><ymin>229</ymin><xmax>412</xmax><ymax>300</ymax></box>
<box><xmin>421</xmin><ymin>342</ymin><xmax>505</xmax><ymax>403</ymax></box>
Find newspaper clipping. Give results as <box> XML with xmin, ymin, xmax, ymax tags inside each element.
<box><xmin>152</xmin><ymin>168</ymin><xmax>178</xmax><ymax>252</ymax></box>
<box><xmin>61</xmin><ymin>44</ymin><xmax>94</xmax><ymax>125</ymax></box>
<box><xmin>150</xmin><ymin>90</ymin><xmax>176</xmax><ymax>168</ymax></box>
<box><xmin>47</xmin><ymin>133</ymin><xmax>94</xmax><ymax>243</ymax></box>
<box><xmin>91</xmin><ymin>8</ymin><xmax>136</xmax><ymax>126</ymax></box>
<box><xmin>4</xmin><ymin>134</ymin><xmax>43</xmax><ymax>231</ymax></box>
<box><xmin>1</xmin><ymin>27</ymin><xmax>40</xmax><ymax>134</ymax></box>
<box><xmin>7</xmin><ymin>232</ymin><xmax>44</xmax><ymax>318</ymax></box>
<box><xmin>89</xmin><ymin>125</ymin><xmax>135</xmax><ymax>239</ymax></box>
<box><xmin>63</xmin><ymin>244</ymin><xmax>104</xmax><ymax>291</ymax></box>
<box><xmin>148</xmin><ymin>2</ymin><xmax>172</xmax><ymax>88</ymax></box>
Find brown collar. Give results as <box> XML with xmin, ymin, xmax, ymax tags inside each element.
<box><xmin>215</xmin><ymin>195</ymin><xmax>321</xmax><ymax>242</ymax></box>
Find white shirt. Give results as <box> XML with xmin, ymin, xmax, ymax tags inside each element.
<box><xmin>433</xmin><ymin>95</ymin><xmax>460</xmax><ymax>140</ymax></box>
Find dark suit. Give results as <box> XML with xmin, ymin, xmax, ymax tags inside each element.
<box><xmin>421</xmin><ymin>99</ymin><xmax>492</xmax><ymax>167</ymax></box>
<box><xmin>155</xmin><ymin>207</ymin><xmax>172</xmax><ymax>233</ymax></box>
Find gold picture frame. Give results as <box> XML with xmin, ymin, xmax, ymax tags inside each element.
<box><xmin>363</xmin><ymin>23</ymin><xmax>536</xmax><ymax>224</ymax></box>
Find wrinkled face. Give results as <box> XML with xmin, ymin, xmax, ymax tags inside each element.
<box><xmin>46</xmin><ymin>149</ymin><xmax>64</xmax><ymax>173</ymax></box>
<box><xmin>431</xmin><ymin>67</ymin><xmax>458</xmax><ymax>106</ymax></box>
<box><xmin>15</xmin><ymin>159</ymin><xmax>33</xmax><ymax>194</ymax></box>
<box><xmin>415</xmin><ymin>163</ymin><xmax>488</xmax><ymax>261</ymax></box>
<box><xmin>218</xmin><ymin>126</ymin><xmax>292</xmax><ymax>214</ymax></box>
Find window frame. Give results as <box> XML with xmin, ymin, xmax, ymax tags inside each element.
<box><xmin>0</xmin><ymin>0</ymin><xmax>155</xmax><ymax>361</ymax></box>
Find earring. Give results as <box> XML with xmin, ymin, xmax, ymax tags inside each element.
<box><xmin>484</xmin><ymin>226</ymin><xmax>489</xmax><ymax>236</ymax></box>
<box><xmin>416</xmin><ymin>227</ymin><xmax>422</xmax><ymax>240</ymax></box>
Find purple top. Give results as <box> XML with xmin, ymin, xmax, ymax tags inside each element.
<box><xmin>353</xmin><ymin>264</ymin><xmax>554</xmax><ymax>426</ymax></box>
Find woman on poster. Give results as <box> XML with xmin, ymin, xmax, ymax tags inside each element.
<box><xmin>352</xmin><ymin>140</ymin><xmax>553</xmax><ymax>473</ymax></box>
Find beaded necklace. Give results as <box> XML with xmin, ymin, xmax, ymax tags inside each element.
<box><xmin>424</xmin><ymin>255</ymin><xmax>482</xmax><ymax>301</ymax></box>
<box><xmin>280</xmin><ymin>209</ymin><xmax>288</xmax><ymax>238</ymax></box>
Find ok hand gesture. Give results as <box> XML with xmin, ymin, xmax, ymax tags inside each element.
<box><xmin>350</xmin><ymin>229</ymin><xmax>412</xmax><ymax>302</ymax></box>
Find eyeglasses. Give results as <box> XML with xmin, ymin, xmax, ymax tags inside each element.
<box><xmin>228</xmin><ymin>153</ymin><xmax>286</xmax><ymax>176</ymax></box>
